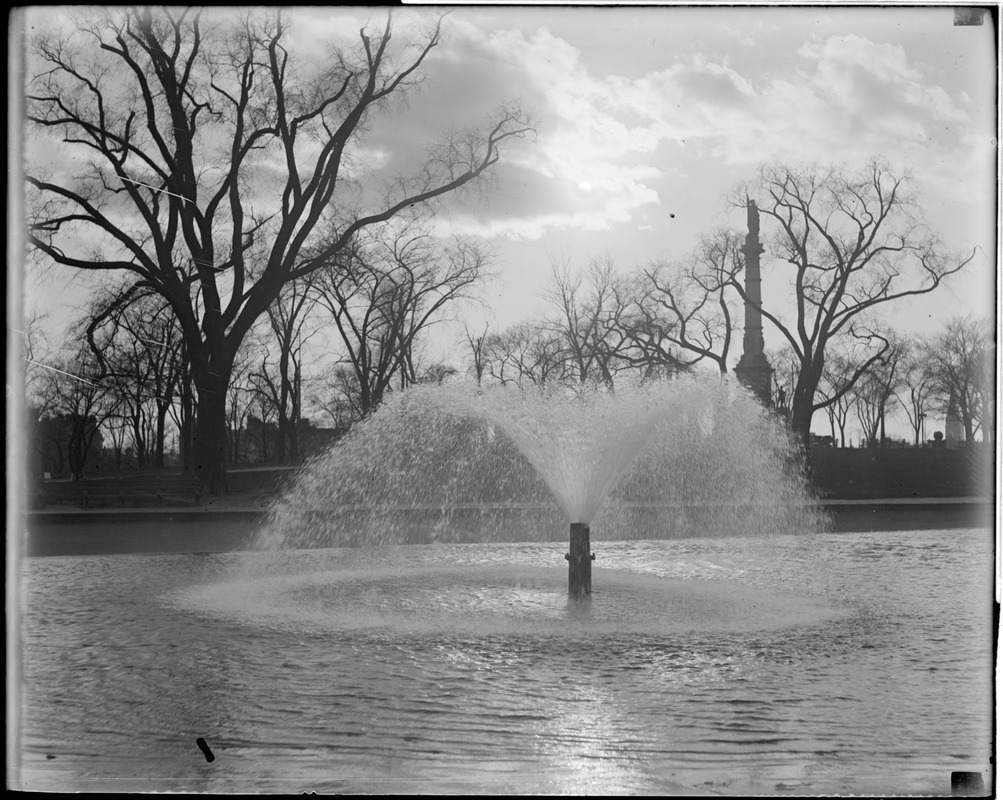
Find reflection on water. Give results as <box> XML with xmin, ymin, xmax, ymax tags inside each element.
<box><xmin>16</xmin><ymin>529</ymin><xmax>993</xmax><ymax>795</ymax></box>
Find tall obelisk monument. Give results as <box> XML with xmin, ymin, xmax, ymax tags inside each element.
<box><xmin>734</xmin><ymin>199</ymin><xmax>774</xmax><ymax>406</ymax></box>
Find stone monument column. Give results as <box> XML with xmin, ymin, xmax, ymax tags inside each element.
<box><xmin>734</xmin><ymin>200</ymin><xmax>774</xmax><ymax>406</ymax></box>
<box><xmin>944</xmin><ymin>391</ymin><xmax>965</xmax><ymax>448</ymax></box>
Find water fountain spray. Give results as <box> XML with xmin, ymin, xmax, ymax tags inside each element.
<box><xmin>261</xmin><ymin>377</ymin><xmax>820</xmax><ymax>601</ymax></box>
<box><xmin>450</xmin><ymin>384</ymin><xmax>677</xmax><ymax>600</ymax></box>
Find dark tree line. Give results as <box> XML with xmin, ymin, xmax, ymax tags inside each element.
<box><xmin>25</xmin><ymin>207</ymin><xmax>495</xmax><ymax>477</ymax></box>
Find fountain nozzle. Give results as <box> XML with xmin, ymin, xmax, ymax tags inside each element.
<box><xmin>567</xmin><ymin>522</ymin><xmax>593</xmax><ymax>600</ymax></box>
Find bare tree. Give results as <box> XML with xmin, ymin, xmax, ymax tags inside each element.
<box><xmin>249</xmin><ymin>277</ymin><xmax>319</xmax><ymax>463</ymax></box>
<box><xmin>418</xmin><ymin>362</ymin><xmax>459</xmax><ymax>384</ymax></box>
<box><xmin>86</xmin><ymin>286</ymin><xmax>187</xmax><ymax>468</ymax></box>
<box><xmin>26</xmin><ymin>8</ymin><xmax>532</xmax><ymax>493</ymax></box>
<box><xmin>850</xmin><ymin>336</ymin><xmax>906</xmax><ymax>448</ymax></box>
<box><xmin>733</xmin><ymin>160</ymin><xmax>975</xmax><ymax>451</ymax></box>
<box><xmin>88</xmin><ymin>301</ymin><xmax>154</xmax><ymax>468</ymax></box>
<box><xmin>766</xmin><ymin>346</ymin><xmax>799</xmax><ymax>412</ymax></box>
<box><xmin>484</xmin><ymin>322</ymin><xmax>567</xmax><ymax>387</ymax></box>
<box><xmin>463</xmin><ymin>323</ymin><xmax>490</xmax><ymax>387</ymax></box>
<box><xmin>43</xmin><ymin>342</ymin><xmax>120</xmax><ymax>480</ymax></box>
<box><xmin>21</xmin><ymin>312</ymin><xmax>56</xmax><ymax>416</ymax></box>
<box><xmin>307</xmin><ymin>366</ymin><xmax>358</xmax><ymax>430</ymax></box>
<box><xmin>924</xmin><ymin>315</ymin><xmax>990</xmax><ymax>443</ymax></box>
<box><xmin>313</xmin><ymin>363</ymin><xmax>367</xmax><ymax>424</ymax></box>
<box><xmin>629</xmin><ymin>229</ymin><xmax>744</xmax><ymax>375</ymax></box>
<box><xmin>614</xmin><ymin>274</ymin><xmax>698</xmax><ymax>380</ymax></box>
<box><xmin>20</xmin><ymin>312</ymin><xmax>62</xmax><ymax>477</ymax></box>
<box><xmin>816</xmin><ymin>349</ymin><xmax>857</xmax><ymax>447</ymax></box>
<box><xmin>312</xmin><ymin>214</ymin><xmax>490</xmax><ymax>415</ymax></box>
<box><xmin>166</xmin><ymin>340</ymin><xmax>195</xmax><ymax>473</ymax></box>
<box><xmin>545</xmin><ymin>255</ymin><xmax>636</xmax><ymax>387</ymax></box>
<box><xmin>895</xmin><ymin>339</ymin><xmax>936</xmax><ymax>446</ymax></box>
<box><xmin>103</xmin><ymin>411</ymin><xmax>132</xmax><ymax>471</ymax></box>
<box><xmin>226</xmin><ymin>340</ymin><xmax>260</xmax><ymax>465</ymax></box>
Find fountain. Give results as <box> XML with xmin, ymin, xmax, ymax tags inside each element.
<box><xmin>442</xmin><ymin>382</ymin><xmax>694</xmax><ymax>599</ymax></box>
<box><xmin>261</xmin><ymin>375</ymin><xmax>823</xmax><ymax>599</ymax></box>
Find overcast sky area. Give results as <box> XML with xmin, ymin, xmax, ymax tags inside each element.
<box><xmin>16</xmin><ymin>4</ymin><xmax>998</xmax><ymax>438</ymax></box>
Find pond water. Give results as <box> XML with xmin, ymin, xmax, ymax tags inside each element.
<box><xmin>15</xmin><ymin>528</ymin><xmax>993</xmax><ymax>795</ymax></box>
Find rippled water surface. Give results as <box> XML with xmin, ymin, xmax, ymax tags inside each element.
<box><xmin>16</xmin><ymin>529</ymin><xmax>993</xmax><ymax>795</ymax></box>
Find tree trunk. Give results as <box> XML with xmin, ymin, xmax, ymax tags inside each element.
<box><xmin>69</xmin><ymin>425</ymin><xmax>81</xmax><ymax>482</ymax></box>
<box><xmin>69</xmin><ymin>417</ymin><xmax>87</xmax><ymax>482</ymax></box>
<box><xmin>132</xmin><ymin>413</ymin><xmax>147</xmax><ymax>469</ymax></box>
<box><xmin>154</xmin><ymin>403</ymin><xmax>168</xmax><ymax>468</ymax></box>
<box><xmin>276</xmin><ymin>413</ymin><xmax>288</xmax><ymax>464</ymax></box>
<box><xmin>789</xmin><ymin>387</ymin><xmax>814</xmax><ymax>456</ymax></box>
<box><xmin>180</xmin><ymin>409</ymin><xmax>193</xmax><ymax>474</ymax></box>
<box><xmin>360</xmin><ymin>380</ymin><xmax>375</xmax><ymax>418</ymax></box>
<box><xmin>963</xmin><ymin>419</ymin><xmax>974</xmax><ymax>445</ymax></box>
<box><xmin>178</xmin><ymin>353</ymin><xmax>195</xmax><ymax>475</ymax></box>
<box><xmin>961</xmin><ymin>399</ymin><xmax>975</xmax><ymax>444</ymax></box>
<box><xmin>193</xmin><ymin>369</ymin><xmax>229</xmax><ymax>495</ymax></box>
<box><xmin>276</xmin><ymin>348</ymin><xmax>290</xmax><ymax>464</ymax></box>
<box><xmin>289</xmin><ymin>360</ymin><xmax>301</xmax><ymax>463</ymax></box>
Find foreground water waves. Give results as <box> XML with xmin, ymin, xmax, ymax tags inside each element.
<box><xmin>19</xmin><ymin>530</ymin><xmax>993</xmax><ymax>794</ymax></box>
<box><xmin>260</xmin><ymin>377</ymin><xmax>826</xmax><ymax>551</ymax></box>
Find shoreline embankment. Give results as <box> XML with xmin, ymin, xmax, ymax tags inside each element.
<box><xmin>20</xmin><ymin>497</ymin><xmax>993</xmax><ymax>558</ymax></box>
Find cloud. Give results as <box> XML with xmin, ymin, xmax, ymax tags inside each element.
<box><xmin>26</xmin><ymin>8</ymin><xmax>987</xmax><ymax>259</ymax></box>
<box><xmin>620</xmin><ymin>33</ymin><xmax>983</xmax><ymax>219</ymax></box>
<box><xmin>273</xmin><ymin>14</ymin><xmax>981</xmax><ymax>247</ymax></box>
<box><xmin>620</xmin><ymin>34</ymin><xmax>974</xmax><ymax>169</ymax></box>
<box><xmin>419</xmin><ymin>22</ymin><xmax>672</xmax><ymax>239</ymax></box>
<box><xmin>433</xmin><ymin>162</ymin><xmax>661</xmax><ymax>241</ymax></box>
<box><xmin>342</xmin><ymin>18</ymin><xmax>672</xmax><ymax>241</ymax></box>
<box><xmin>427</xmin><ymin>22</ymin><xmax>978</xmax><ymax>244</ymax></box>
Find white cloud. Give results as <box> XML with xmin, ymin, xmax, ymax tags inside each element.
<box><xmin>437</xmin><ymin>22</ymin><xmax>669</xmax><ymax>238</ymax></box>
<box><xmin>659</xmin><ymin>34</ymin><xmax>973</xmax><ymax>168</ymax></box>
<box><xmin>436</xmin><ymin>200</ymin><xmax>648</xmax><ymax>242</ymax></box>
<box><xmin>433</xmin><ymin>22</ymin><xmax>981</xmax><ymax>246</ymax></box>
<box><xmin>266</xmin><ymin>11</ymin><xmax>985</xmax><ymax>255</ymax></box>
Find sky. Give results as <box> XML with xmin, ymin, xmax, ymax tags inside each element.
<box><xmin>394</xmin><ymin>4</ymin><xmax>997</xmax><ymax>335</ymax></box>
<box><xmin>15</xmin><ymin>3</ymin><xmax>999</xmax><ymax>440</ymax></box>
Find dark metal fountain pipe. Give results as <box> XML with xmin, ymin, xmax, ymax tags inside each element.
<box><xmin>565</xmin><ymin>522</ymin><xmax>595</xmax><ymax>599</ymax></box>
